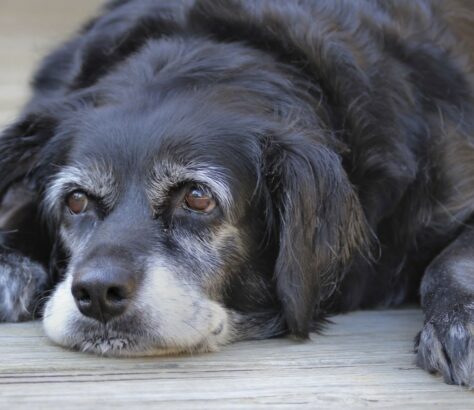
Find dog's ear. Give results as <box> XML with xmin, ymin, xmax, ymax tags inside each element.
<box><xmin>0</xmin><ymin>113</ymin><xmax>59</xmax><ymax>197</ymax></box>
<box><xmin>262</xmin><ymin>133</ymin><xmax>369</xmax><ymax>338</ymax></box>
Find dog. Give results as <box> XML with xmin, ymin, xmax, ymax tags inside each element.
<box><xmin>0</xmin><ymin>0</ymin><xmax>473</xmax><ymax>387</ymax></box>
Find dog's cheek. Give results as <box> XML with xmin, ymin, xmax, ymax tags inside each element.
<box><xmin>59</xmin><ymin>222</ymin><xmax>95</xmax><ymax>257</ymax></box>
<box><xmin>175</xmin><ymin>223</ymin><xmax>246</xmax><ymax>300</ymax></box>
<box><xmin>42</xmin><ymin>274</ymin><xmax>81</xmax><ymax>346</ymax></box>
<box><xmin>136</xmin><ymin>261</ymin><xmax>233</xmax><ymax>351</ymax></box>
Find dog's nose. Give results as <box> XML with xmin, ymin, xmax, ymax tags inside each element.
<box><xmin>71</xmin><ymin>267</ymin><xmax>136</xmax><ymax>323</ymax></box>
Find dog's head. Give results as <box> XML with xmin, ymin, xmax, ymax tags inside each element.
<box><xmin>1</xmin><ymin>38</ymin><xmax>368</xmax><ymax>356</ymax></box>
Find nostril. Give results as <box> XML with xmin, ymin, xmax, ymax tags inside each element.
<box><xmin>106</xmin><ymin>286</ymin><xmax>127</xmax><ymax>303</ymax></box>
<box><xmin>73</xmin><ymin>286</ymin><xmax>92</xmax><ymax>304</ymax></box>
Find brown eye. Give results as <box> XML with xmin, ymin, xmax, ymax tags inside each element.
<box><xmin>184</xmin><ymin>188</ymin><xmax>216</xmax><ymax>213</ymax></box>
<box><xmin>66</xmin><ymin>191</ymin><xmax>89</xmax><ymax>214</ymax></box>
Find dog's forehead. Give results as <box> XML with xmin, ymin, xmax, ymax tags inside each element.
<box><xmin>63</xmin><ymin>98</ymin><xmax>261</xmax><ymax>205</ymax></box>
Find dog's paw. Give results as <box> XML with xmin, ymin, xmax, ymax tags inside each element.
<box><xmin>415</xmin><ymin>305</ymin><xmax>474</xmax><ymax>388</ymax></box>
<box><xmin>0</xmin><ymin>252</ymin><xmax>49</xmax><ymax>322</ymax></box>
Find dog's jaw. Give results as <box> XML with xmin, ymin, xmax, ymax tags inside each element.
<box><xmin>42</xmin><ymin>265</ymin><xmax>233</xmax><ymax>356</ymax></box>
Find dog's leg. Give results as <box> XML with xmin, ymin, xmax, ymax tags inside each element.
<box><xmin>0</xmin><ymin>184</ymin><xmax>51</xmax><ymax>322</ymax></box>
<box><xmin>416</xmin><ymin>225</ymin><xmax>474</xmax><ymax>388</ymax></box>
<box><xmin>0</xmin><ymin>250</ymin><xmax>49</xmax><ymax>321</ymax></box>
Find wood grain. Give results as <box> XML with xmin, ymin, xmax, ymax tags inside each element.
<box><xmin>0</xmin><ymin>1</ymin><xmax>473</xmax><ymax>408</ymax></box>
<box><xmin>0</xmin><ymin>310</ymin><xmax>473</xmax><ymax>409</ymax></box>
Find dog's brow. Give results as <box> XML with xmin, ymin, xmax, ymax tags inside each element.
<box><xmin>149</xmin><ymin>160</ymin><xmax>233</xmax><ymax>216</ymax></box>
<box><xmin>44</xmin><ymin>162</ymin><xmax>117</xmax><ymax>214</ymax></box>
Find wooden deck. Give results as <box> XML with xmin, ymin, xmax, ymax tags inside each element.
<box><xmin>0</xmin><ymin>310</ymin><xmax>473</xmax><ymax>409</ymax></box>
<box><xmin>0</xmin><ymin>1</ymin><xmax>473</xmax><ymax>408</ymax></box>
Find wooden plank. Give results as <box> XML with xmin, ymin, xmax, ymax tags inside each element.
<box><xmin>0</xmin><ymin>310</ymin><xmax>473</xmax><ymax>409</ymax></box>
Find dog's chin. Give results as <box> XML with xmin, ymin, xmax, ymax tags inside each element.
<box><xmin>42</xmin><ymin>276</ymin><xmax>232</xmax><ymax>357</ymax></box>
<box><xmin>44</xmin><ymin>313</ymin><xmax>230</xmax><ymax>357</ymax></box>
<box><xmin>68</xmin><ymin>326</ymin><xmax>164</xmax><ymax>357</ymax></box>
<box><xmin>65</xmin><ymin>322</ymin><xmax>227</xmax><ymax>357</ymax></box>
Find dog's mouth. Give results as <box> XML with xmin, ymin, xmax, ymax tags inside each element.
<box><xmin>75</xmin><ymin>337</ymin><xmax>216</xmax><ymax>357</ymax></box>
<box><xmin>44</xmin><ymin>306</ymin><xmax>230</xmax><ymax>357</ymax></box>
<box><xmin>72</xmin><ymin>331</ymin><xmax>174</xmax><ymax>357</ymax></box>
<box><xmin>55</xmin><ymin>314</ymin><xmax>156</xmax><ymax>356</ymax></box>
<box><xmin>66</xmin><ymin>319</ymin><xmax>220</xmax><ymax>357</ymax></box>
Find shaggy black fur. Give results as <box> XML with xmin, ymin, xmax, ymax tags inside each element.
<box><xmin>0</xmin><ymin>0</ymin><xmax>473</xmax><ymax>387</ymax></box>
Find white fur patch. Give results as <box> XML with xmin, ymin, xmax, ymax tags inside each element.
<box><xmin>134</xmin><ymin>259</ymin><xmax>232</xmax><ymax>352</ymax></box>
<box><xmin>43</xmin><ymin>275</ymin><xmax>82</xmax><ymax>346</ymax></box>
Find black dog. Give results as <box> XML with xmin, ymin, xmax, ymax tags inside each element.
<box><xmin>0</xmin><ymin>0</ymin><xmax>473</xmax><ymax>387</ymax></box>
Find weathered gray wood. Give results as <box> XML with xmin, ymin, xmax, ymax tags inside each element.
<box><xmin>0</xmin><ymin>1</ymin><xmax>473</xmax><ymax>408</ymax></box>
<box><xmin>0</xmin><ymin>310</ymin><xmax>473</xmax><ymax>409</ymax></box>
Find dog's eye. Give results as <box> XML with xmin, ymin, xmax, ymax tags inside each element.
<box><xmin>184</xmin><ymin>188</ymin><xmax>216</xmax><ymax>213</ymax></box>
<box><xmin>66</xmin><ymin>191</ymin><xmax>89</xmax><ymax>214</ymax></box>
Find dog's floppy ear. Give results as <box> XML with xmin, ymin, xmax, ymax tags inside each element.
<box><xmin>262</xmin><ymin>132</ymin><xmax>369</xmax><ymax>338</ymax></box>
<box><xmin>0</xmin><ymin>113</ymin><xmax>59</xmax><ymax>198</ymax></box>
